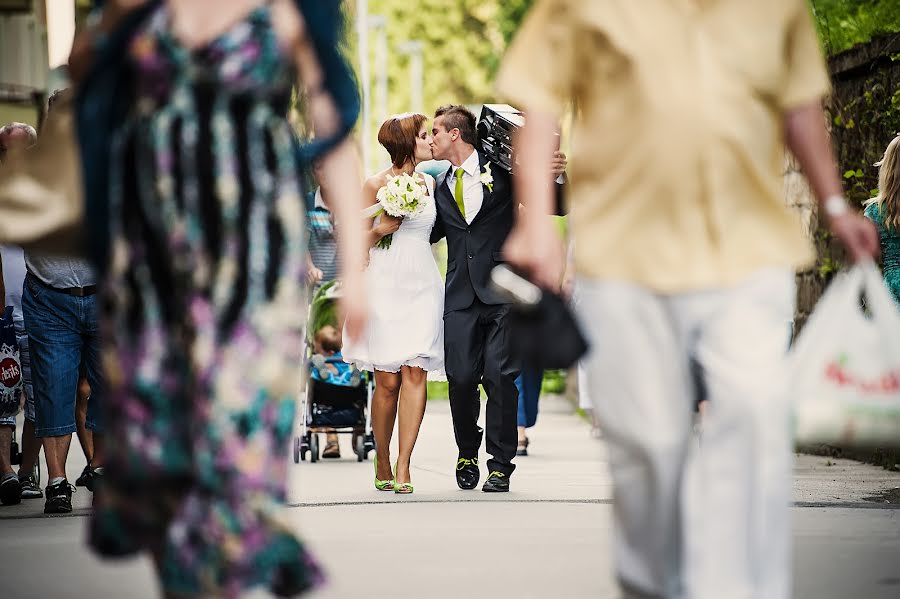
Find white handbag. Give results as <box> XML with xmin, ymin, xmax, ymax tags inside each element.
<box><xmin>791</xmin><ymin>263</ymin><xmax>900</xmax><ymax>447</ymax></box>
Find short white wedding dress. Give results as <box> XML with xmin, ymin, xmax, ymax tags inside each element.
<box><xmin>342</xmin><ymin>173</ymin><xmax>444</xmax><ymax>375</ymax></box>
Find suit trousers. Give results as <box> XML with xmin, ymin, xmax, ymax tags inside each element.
<box><xmin>575</xmin><ymin>268</ymin><xmax>795</xmax><ymax>599</ymax></box>
<box><xmin>444</xmin><ymin>299</ymin><xmax>519</xmax><ymax>476</ymax></box>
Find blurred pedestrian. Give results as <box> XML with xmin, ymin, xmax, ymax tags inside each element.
<box><xmin>499</xmin><ymin>1</ymin><xmax>879</xmax><ymax>597</ymax></box>
<box><xmin>305</xmin><ymin>159</ymin><xmax>339</xmax><ymax>288</ymax></box>
<box><xmin>0</xmin><ymin>125</ymin><xmax>40</xmax><ymax>506</ymax></box>
<box><xmin>73</xmin><ymin>375</ymin><xmax>95</xmax><ymax>487</ymax></box>
<box><xmin>516</xmin><ymin>209</ymin><xmax>569</xmax><ymax>456</ymax></box>
<box><xmin>864</xmin><ymin>134</ymin><xmax>900</xmax><ymax>304</ymax></box>
<box><xmin>304</xmin><ymin>159</ymin><xmax>346</xmax><ymax>458</ymax></box>
<box><xmin>514</xmin><ymin>368</ymin><xmax>542</xmax><ymax>456</ymax></box>
<box><xmin>69</xmin><ymin>0</ymin><xmax>365</xmax><ymax>596</ymax></box>
<box><xmin>0</xmin><ymin>244</ymin><xmax>44</xmax><ymax>502</ymax></box>
<box><xmin>18</xmin><ymin>90</ymin><xmax>105</xmax><ymax>515</ymax></box>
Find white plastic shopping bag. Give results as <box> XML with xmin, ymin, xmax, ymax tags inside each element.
<box><xmin>791</xmin><ymin>263</ymin><xmax>900</xmax><ymax>446</ymax></box>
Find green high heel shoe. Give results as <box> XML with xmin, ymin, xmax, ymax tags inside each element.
<box><xmin>393</xmin><ymin>461</ymin><xmax>414</xmax><ymax>495</ymax></box>
<box><xmin>374</xmin><ymin>456</ymin><xmax>394</xmax><ymax>491</ymax></box>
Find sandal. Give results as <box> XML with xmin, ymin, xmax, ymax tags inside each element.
<box><xmin>374</xmin><ymin>456</ymin><xmax>394</xmax><ymax>491</ymax></box>
<box><xmin>516</xmin><ymin>436</ymin><xmax>529</xmax><ymax>457</ymax></box>
<box><xmin>393</xmin><ymin>461</ymin><xmax>414</xmax><ymax>494</ymax></box>
<box><xmin>394</xmin><ymin>482</ymin><xmax>414</xmax><ymax>494</ymax></box>
<box><xmin>322</xmin><ymin>441</ymin><xmax>341</xmax><ymax>459</ymax></box>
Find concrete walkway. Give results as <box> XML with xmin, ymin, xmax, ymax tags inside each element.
<box><xmin>1</xmin><ymin>396</ymin><xmax>899</xmax><ymax>598</ymax></box>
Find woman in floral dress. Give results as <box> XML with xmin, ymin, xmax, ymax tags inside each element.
<box><xmin>69</xmin><ymin>0</ymin><xmax>366</xmax><ymax>596</ymax></box>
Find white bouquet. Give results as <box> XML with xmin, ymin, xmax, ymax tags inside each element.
<box><xmin>370</xmin><ymin>172</ymin><xmax>428</xmax><ymax>249</ymax></box>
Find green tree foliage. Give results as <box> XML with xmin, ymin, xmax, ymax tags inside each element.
<box><xmin>363</xmin><ymin>0</ymin><xmax>534</xmax><ymax>117</ymax></box>
<box><xmin>810</xmin><ymin>0</ymin><xmax>900</xmax><ymax>55</ymax></box>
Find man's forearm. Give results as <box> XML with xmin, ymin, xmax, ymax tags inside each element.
<box><xmin>784</xmin><ymin>100</ymin><xmax>880</xmax><ymax>263</ymax></box>
<box><xmin>513</xmin><ymin>110</ymin><xmax>559</xmax><ymax>220</ymax></box>
<box><xmin>783</xmin><ymin>101</ymin><xmax>844</xmax><ymax>205</ymax></box>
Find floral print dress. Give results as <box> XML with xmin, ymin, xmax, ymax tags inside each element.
<box><xmin>90</xmin><ymin>4</ymin><xmax>321</xmax><ymax>597</ymax></box>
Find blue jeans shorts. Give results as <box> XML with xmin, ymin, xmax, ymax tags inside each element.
<box><xmin>22</xmin><ymin>274</ymin><xmax>103</xmax><ymax>437</ymax></box>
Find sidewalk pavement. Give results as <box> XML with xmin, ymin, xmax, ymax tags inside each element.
<box><xmin>289</xmin><ymin>396</ymin><xmax>900</xmax><ymax>508</ymax></box>
<box><xmin>3</xmin><ymin>394</ymin><xmax>896</xmax><ymax>519</ymax></box>
<box><xmin>1</xmin><ymin>396</ymin><xmax>899</xmax><ymax>599</ymax></box>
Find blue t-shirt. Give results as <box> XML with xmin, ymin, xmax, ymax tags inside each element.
<box><xmin>311</xmin><ymin>351</ymin><xmax>356</xmax><ymax>386</ymax></box>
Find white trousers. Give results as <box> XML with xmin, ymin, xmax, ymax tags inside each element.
<box><xmin>576</xmin><ymin>269</ymin><xmax>795</xmax><ymax>599</ymax></box>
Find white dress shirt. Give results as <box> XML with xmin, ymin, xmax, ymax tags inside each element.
<box><xmin>446</xmin><ymin>150</ymin><xmax>484</xmax><ymax>225</ymax></box>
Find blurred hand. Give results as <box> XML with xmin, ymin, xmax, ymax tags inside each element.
<box><xmin>339</xmin><ymin>272</ymin><xmax>367</xmax><ymax>342</ymax></box>
<box><xmin>306</xmin><ymin>266</ymin><xmax>324</xmax><ymax>286</ymax></box>
<box><xmin>550</xmin><ymin>151</ymin><xmax>567</xmax><ymax>178</ymax></box>
<box><xmin>503</xmin><ymin>217</ymin><xmax>566</xmax><ymax>291</ymax></box>
<box><xmin>561</xmin><ymin>271</ymin><xmax>575</xmax><ymax>300</ymax></box>
<box><xmin>374</xmin><ymin>214</ymin><xmax>403</xmax><ymax>238</ymax></box>
<box><xmin>827</xmin><ymin>212</ymin><xmax>880</xmax><ymax>263</ymax></box>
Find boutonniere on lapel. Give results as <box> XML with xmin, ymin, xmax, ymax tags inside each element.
<box><xmin>480</xmin><ymin>163</ymin><xmax>494</xmax><ymax>193</ymax></box>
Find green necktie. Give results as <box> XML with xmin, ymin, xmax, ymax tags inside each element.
<box><xmin>454</xmin><ymin>167</ymin><xmax>466</xmax><ymax>217</ymax></box>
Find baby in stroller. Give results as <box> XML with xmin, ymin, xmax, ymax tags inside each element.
<box><xmin>311</xmin><ymin>326</ymin><xmax>362</xmax><ymax>459</ymax></box>
<box><xmin>294</xmin><ymin>283</ymin><xmax>375</xmax><ymax>463</ymax></box>
<box><xmin>310</xmin><ymin>325</ymin><xmax>360</xmax><ymax>388</ymax></box>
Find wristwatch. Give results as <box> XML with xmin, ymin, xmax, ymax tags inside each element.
<box><xmin>823</xmin><ymin>195</ymin><xmax>849</xmax><ymax>218</ymax></box>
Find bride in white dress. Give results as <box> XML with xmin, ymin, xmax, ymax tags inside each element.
<box><xmin>342</xmin><ymin>113</ymin><xmax>443</xmax><ymax>494</ymax></box>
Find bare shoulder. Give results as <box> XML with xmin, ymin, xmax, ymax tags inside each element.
<box><xmin>364</xmin><ymin>171</ymin><xmax>391</xmax><ymax>193</ymax></box>
<box><xmin>362</xmin><ymin>171</ymin><xmax>389</xmax><ymax>206</ymax></box>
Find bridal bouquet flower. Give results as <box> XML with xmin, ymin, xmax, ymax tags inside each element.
<box><xmin>372</xmin><ymin>172</ymin><xmax>427</xmax><ymax>249</ymax></box>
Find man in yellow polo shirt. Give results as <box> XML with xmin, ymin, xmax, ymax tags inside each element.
<box><xmin>497</xmin><ymin>1</ymin><xmax>879</xmax><ymax>598</ymax></box>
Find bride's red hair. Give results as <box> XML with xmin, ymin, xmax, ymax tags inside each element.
<box><xmin>378</xmin><ymin>112</ymin><xmax>427</xmax><ymax>167</ymax></box>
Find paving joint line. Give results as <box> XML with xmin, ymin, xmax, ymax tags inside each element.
<box><xmin>1</xmin><ymin>499</ymin><xmax>897</xmax><ymax>521</ymax></box>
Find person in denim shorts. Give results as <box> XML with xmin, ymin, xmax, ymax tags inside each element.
<box><xmin>23</xmin><ymin>252</ymin><xmax>104</xmax><ymax>513</ymax></box>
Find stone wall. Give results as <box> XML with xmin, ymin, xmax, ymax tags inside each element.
<box><xmin>784</xmin><ymin>151</ymin><xmax>824</xmax><ymax>332</ymax></box>
<box><xmin>788</xmin><ymin>33</ymin><xmax>900</xmax><ymax>331</ymax></box>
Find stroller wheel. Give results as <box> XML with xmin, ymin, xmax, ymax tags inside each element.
<box><xmin>293</xmin><ymin>437</ymin><xmax>301</xmax><ymax>464</ymax></box>
<box><xmin>355</xmin><ymin>434</ymin><xmax>365</xmax><ymax>462</ymax></box>
<box><xmin>310</xmin><ymin>433</ymin><xmax>320</xmax><ymax>463</ymax></box>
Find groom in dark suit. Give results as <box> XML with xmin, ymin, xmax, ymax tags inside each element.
<box><xmin>429</xmin><ymin>105</ymin><xmax>564</xmax><ymax>492</ymax></box>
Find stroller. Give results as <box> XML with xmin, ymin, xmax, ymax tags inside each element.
<box><xmin>294</xmin><ymin>281</ymin><xmax>375</xmax><ymax>463</ymax></box>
